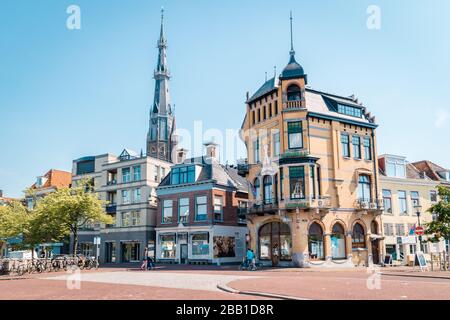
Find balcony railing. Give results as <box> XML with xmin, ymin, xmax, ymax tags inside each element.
<box><xmin>247</xmin><ymin>200</ymin><xmax>279</xmax><ymax>215</ymax></box>
<box><xmin>355</xmin><ymin>198</ymin><xmax>384</xmax><ymax>212</ymax></box>
<box><xmin>283</xmin><ymin>100</ymin><xmax>304</xmax><ymax>109</ymax></box>
<box><xmin>284</xmin><ymin>196</ymin><xmax>332</xmax><ymax>210</ymax></box>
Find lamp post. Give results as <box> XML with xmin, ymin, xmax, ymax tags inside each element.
<box><xmin>414</xmin><ymin>205</ymin><xmax>423</xmax><ymax>252</ymax></box>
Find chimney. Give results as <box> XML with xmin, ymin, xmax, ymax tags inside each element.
<box><xmin>176</xmin><ymin>148</ymin><xmax>188</xmax><ymax>164</ymax></box>
<box><xmin>204</xmin><ymin>141</ymin><xmax>219</xmax><ymax>161</ymax></box>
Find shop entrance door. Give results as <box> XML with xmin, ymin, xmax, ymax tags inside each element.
<box><xmin>180</xmin><ymin>244</ymin><xmax>188</xmax><ymax>264</ymax></box>
<box><xmin>371</xmin><ymin>240</ymin><xmax>380</xmax><ymax>264</ymax></box>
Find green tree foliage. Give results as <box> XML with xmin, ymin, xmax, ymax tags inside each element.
<box><xmin>0</xmin><ymin>201</ymin><xmax>29</xmax><ymax>240</ymax></box>
<box><xmin>425</xmin><ymin>186</ymin><xmax>450</xmax><ymax>242</ymax></box>
<box><xmin>32</xmin><ymin>178</ymin><xmax>113</xmax><ymax>254</ymax></box>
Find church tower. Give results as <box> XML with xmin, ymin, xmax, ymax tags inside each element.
<box><xmin>147</xmin><ymin>9</ymin><xmax>177</xmax><ymax>162</ymax></box>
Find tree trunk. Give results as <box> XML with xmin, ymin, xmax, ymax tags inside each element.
<box><xmin>72</xmin><ymin>229</ymin><xmax>78</xmax><ymax>257</ymax></box>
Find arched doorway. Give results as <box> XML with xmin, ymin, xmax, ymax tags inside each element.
<box><xmin>331</xmin><ymin>223</ymin><xmax>346</xmax><ymax>259</ymax></box>
<box><xmin>370</xmin><ymin>221</ymin><xmax>380</xmax><ymax>264</ymax></box>
<box><xmin>308</xmin><ymin>222</ymin><xmax>324</xmax><ymax>260</ymax></box>
<box><xmin>259</xmin><ymin>221</ymin><xmax>292</xmax><ymax>266</ymax></box>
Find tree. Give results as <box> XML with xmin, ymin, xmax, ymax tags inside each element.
<box><xmin>33</xmin><ymin>179</ymin><xmax>113</xmax><ymax>255</ymax></box>
<box><xmin>0</xmin><ymin>201</ymin><xmax>29</xmax><ymax>240</ymax></box>
<box><xmin>425</xmin><ymin>186</ymin><xmax>450</xmax><ymax>243</ymax></box>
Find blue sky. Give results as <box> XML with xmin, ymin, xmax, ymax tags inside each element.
<box><xmin>1</xmin><ymin>0</ymin><xmax>449</xmax><ymax>198</ymax></box>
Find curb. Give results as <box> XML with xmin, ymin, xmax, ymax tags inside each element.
<box><xmin>217</xmin><ymin>284</ymin><xmax>310</xmax><ymax>300</ymax></box>
<box><xmin>381</xmin><ymin>272</ymin><xmax>450</xmax><ymax>281</ymax></box>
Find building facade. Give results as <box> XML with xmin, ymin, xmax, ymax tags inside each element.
<box><xmin>71</xmin><ymin>150</ymin><xmax>172</xmax><ymax>263</ymax></box>
<box><xmin>155</xmin><ymin>144</ymin><xmax>249</xmax><ymax>265</ymax></box>
<box><xmin>378</xmin><ymin>155</ymin><xmax>443</xmax><ymax>265</ymax></box>
<box><xmin>239</xmin><ymin>15</ymin><xmax>383</xmax><ymax>268</ymax></box>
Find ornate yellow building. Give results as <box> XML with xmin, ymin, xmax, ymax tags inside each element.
<box><xmin>239</xmin><ymin>15</ymin><xmax>383</xmax><ymax>268</ymax></box>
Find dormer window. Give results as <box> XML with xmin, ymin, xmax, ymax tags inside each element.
<box><xmin>287</xmin><ymin>84</ymin><xmax>301</xmax><ymax>101</ymax></box>
<box><xmin>337</xmin><ymin>104</ymin><xmax>362</xmax><ymax>118</ymax></box>
<box><xmin>386</xmin><ymin>158</ymin><xmax>406</xmax><ymax>178</ymax></box>
<box><xmin>171</xmin><ymin>165</ymin><xmax>195</xmax><ymax>185</ymax></box>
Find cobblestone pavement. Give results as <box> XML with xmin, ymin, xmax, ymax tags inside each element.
<box><xmin>1</xmin><ymin>265</ymin><xmax>450</xmax><ymax>300</ymax></box>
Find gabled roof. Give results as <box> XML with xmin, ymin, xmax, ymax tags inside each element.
<box><xmin>30</xmin><ymin>169</ymin><xmax>72</xmax><ymax>190</ymax></box>
<box><xmin>412</xmin><ymin>160</ymin><xmax>450</xmax><ymax>182</ymax></box>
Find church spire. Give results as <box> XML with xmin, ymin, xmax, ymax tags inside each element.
<box><xmin>147</xmin><ymin>8</ymin><xmax>177</xmax><ymax>162</ymax></box>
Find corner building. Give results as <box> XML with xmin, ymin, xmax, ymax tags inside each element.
<box><xmin>239</xmin><ymin>16</ymin><xmax>383</xmax><ymax>268</ymax></box>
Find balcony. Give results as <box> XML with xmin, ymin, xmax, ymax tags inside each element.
<box><xmin>283</xmin><ymin>100</ymin><xmax>305</xmax><ymax>110</ymax></box>
<box><xmin>237</xmin><ymin>159</ymin><xmax>249</xmax><ymax>176</ymax></box>
<box><xmin>355</xmin><ymin>198</ymin><xmax>384</xmax><ymax>214</ymax></box>
<box><xmin>284</xmin><ymin>196</ymin><xmax>332</xmax><ymax>210</ymax></box>
<box><xmin>247</xmin><ymin>200</ymin><xmax>279</xmax><ymax>215</ymax></box>
<box><xmin>106</xmin><ymin>204</ymin><xmax>117</xmax><ymax>214</ymax></box>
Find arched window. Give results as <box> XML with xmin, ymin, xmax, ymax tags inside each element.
<box><xmin>259</xmin><ymin>222</ymin><xmax>292</xmax><ymax>262</ymax></box>
<box><xmin>352</xmin><ymin>223</ymin><xmax>366</xmax><ymax>249</ymax></box>
<box><xmin>287</xmin><ymin>84</ymin><xmax>301</xmax><ymax>101</ymax></box>
<box><xmin>357</xmin><ymin>175</ymin><xmax>371</xmax><ymax>202</ymax></box>
<box><xmin>254</xmin><ymin>178</ymin><xmax>260</xmax><ymax>201</ymax></box>
<box><xmin>308</xmin><ymin>222</ymin><xmax>324</xmax><ymax>260</ymax></box>
<box><xmin>263</xmin><ymin>176</ymin><xmax>273</xmax><ymax>204</ymax></box>
<box><xmin>331</xmin><ymin>223</ymin><xmax>346</xmax><ymax>259</ymax></box>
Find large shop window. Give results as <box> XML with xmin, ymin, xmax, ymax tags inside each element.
<box><xmin>308</xmin><ymin>222</ymin><xmax>324</xmax><ymax>260</ymax></box>
<box><xmin>178</xmin><ymin>198</ymin><xmax>190</xmax><ymax>223</ymax></box>
<box><xmin>195</xmin><ymin>196</ymin><xmax>208</xmax><ymax>221</ymax></box>
<box><xmin>162</xmin><ymin>200</ymin><xmax>173</xmax><ymax>224</ymax></box>
<box><xmin>263</xmin><ymin>176</ymin><xmax>273</xmax><ymax>204</ymax></box>
<box><xmin>259</xmin><ymin>222</ymin><xmax>292</xmax><ymax>261</ymax></box>
<box><xmin>192</xmin><ymin>233</ymin><xmax>210</xmax><ymax>255</ymax></box>
<box><xmin>352</xmin><ymin>223</ymin><xmax>366</xmax><ymax>249</ymax></box>
<box><xmin>121</xmin><ymin>242</ymin><xmax>140</xmax><ymax>262</ymax></box>
<box><xmin>287</xmin><ymin>84</ymin><xmax>301</xmax><ymax>101</ymax></box>
<box><xmin>288</xmin><ymin>121</ymin><xmax>303</xmax><ymax>149</ymax></box>
<box><xmin>331</xmin><ymin>223</ymin><xmax>346</xmax><ymax>259</ymax></box>
<box><xmin>357</xmin><ymin>175</ymin><xmax>371</xmax><ymax>202</ymax></box>
<box><xmin>289</xmin><ymin>166</ymin><xmax>305</xmax><ymax>199</ymax></box>
<box><xmin>160</xmin><ymin>234</ymin><xmax>176</xmax><ymax>259</ymax></box>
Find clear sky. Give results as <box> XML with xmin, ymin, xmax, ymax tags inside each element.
<box><xmin>1</xmin><ymin>0</ymin><xmax>449</xmax><ymax>198</ymax></box>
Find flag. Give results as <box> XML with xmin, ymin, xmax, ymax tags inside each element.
<box><xmin>409</xmin><ymin>224</ymin><xmax>416</xmax><ymax>235</ymax></box>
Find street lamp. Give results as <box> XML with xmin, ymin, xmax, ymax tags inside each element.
<box><xmin>414</xmin><ymin>205</ymin><xmax>423</xmax><ymax>252</ymax></box>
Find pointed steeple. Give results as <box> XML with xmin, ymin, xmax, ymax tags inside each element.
<box><xmin>147</xmin><ymin>8</ymin><xmax>177</xmax><ymax>163</ymax></box>
<box><xmin>280</xmin><ymin>11</ymin><xmax>307</xmax><ymax>83</ymax></box>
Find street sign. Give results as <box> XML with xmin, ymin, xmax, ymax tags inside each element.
<box><xmin>415</xmin><ymin>226</ymin><xmax>425</xmax><ymax>236</ymax></box>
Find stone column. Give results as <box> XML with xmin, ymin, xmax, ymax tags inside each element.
<box><xmin>346</xmin><ymin>232</ymin><xmax>353</xmax><ymax>263</ymax></box>
<box><xmin>366</xmin><ymin>234</ymin><xmax>373</xmax><ymax>267</ymax></box>
<box><xmin>324</xmin><ymin>233</ymin><xmax>332</xmax><ymax>262</ymax></box>
<box><xmin>292</xmin><ymin>210</ymin><xmax>310</xmax><ymax>268</ymax></box>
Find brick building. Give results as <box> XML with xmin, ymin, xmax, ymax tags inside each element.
<box><xmin>155</xmin><ymin>143</ymin><xmax>249</xmax><ymax>264</ymax></box>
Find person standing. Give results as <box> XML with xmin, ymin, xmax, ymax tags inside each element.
<box><xmin>147</xmin><ymin>248</ymin><xmax>155</xmax><ymax>270</ymax></box>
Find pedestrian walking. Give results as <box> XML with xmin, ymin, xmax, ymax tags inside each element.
<box><xmin>141</xmin><ymin>248</ymin><xmax>148</xmax><ymax>271</ymax></box>
<box><xmin>147</xmin><ymin>249</ymin><xmax>155</xmax><ymax>270</ymax></box>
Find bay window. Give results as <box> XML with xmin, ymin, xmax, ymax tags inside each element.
<box><xmin>289</xmin><ymin>166</ymin><xmax>305</xmax><ymax>199</ymax></box>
